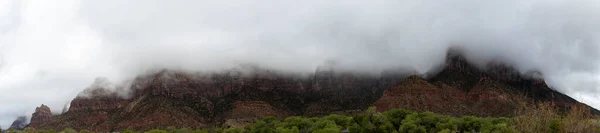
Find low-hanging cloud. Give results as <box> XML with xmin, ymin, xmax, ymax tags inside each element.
<box><xmin>1</xmin><ymin>0</ymin><xmax>600</xmax><ymax>127</ymax></box>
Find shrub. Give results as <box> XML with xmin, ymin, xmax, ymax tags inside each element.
<box><xmin>323</xmin><ymin>114</ymin><xmax>352</xmax><ymax>128</ymax></box>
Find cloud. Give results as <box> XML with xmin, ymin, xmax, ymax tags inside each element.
<box><xmin>1</xmin><ymin>0</ymin><xmax>600</xmax><ymax>127</ymax></box>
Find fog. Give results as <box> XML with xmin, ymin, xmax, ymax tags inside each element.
<box><xmin>1</xmin><ymin>0</ymin><xmax>600</xmax><ymax>127</ymax></box>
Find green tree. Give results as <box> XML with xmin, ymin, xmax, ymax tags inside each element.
<box><xmin>275</xmin><ymin>127</ymin><xmax>300</xmax><ymax>133</ymax></box>
<box><xmin>312</xmin><ymin>127</ymin><xmax>341</xmax><ymax>133</ymax></box>
<box><xmin>309</xmin><ymin>119</ymin><xmax>341</xmax><ymax>133</ymax></box>
<box><xmin>383</xmin><ymin>109</ymin><xmax>415</xmax><ymax>129</ymax></box>
<box><xmin>458</xmin><ymin>116</ymin><xmax>483</xmax><ymax>132</ymax></box>
<box><xmin>435</xmin><ymin>116</ymin><xmax>458</xmax><ymax>131</ymax></box>
<box><xmin>249</xmin><ymin>117</ymin><xmax>280</xmax><ymax>133</ymax></box>
<box><xmin>282</xmin><ymin>116</ymin><xmax>313</xmax><ymax>130</ymax></box>
<box><xmin>399</xmin><ymin>120</ymin><xmax>426</xmax><ymax>133</ymax></box>
<box><xmin>323</xmin><ymin>114</ymin><xmax>352</xmax><ymax>128</ymax></box>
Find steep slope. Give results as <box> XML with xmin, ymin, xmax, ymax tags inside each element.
<box><xmin>29</xmin><ymin>105</ymin><xmax>52</xmax><ymax>128</ymax></box>
<box><xmin>376</xmin><ymin>52</ymin><xmax>599</xmax><ymax>116</ymax></box>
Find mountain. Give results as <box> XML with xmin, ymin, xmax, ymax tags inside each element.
<box><xmin>8</xmin><ymin>116</ymin><xmax>27</xmax><ymax>130</ymax></box>
<box><xmin>376</xmin><ymin>53</ymin><xmax>600</xmax><ymax>116</ymax></box>
<box><xmin>28</xmin><ymin>52</ymin><xmax>599</xmax><ymax>132</ymax></box>
<box><xmin>29</xmin><ymin>104</ymin><xmax>52</xmax><ymax>129</ymax></box>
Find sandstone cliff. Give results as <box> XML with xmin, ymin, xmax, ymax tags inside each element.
<box><xmin>29</xmin><ymin>104</ymin><xmax>52</xmax><ymax>128</ymax></box>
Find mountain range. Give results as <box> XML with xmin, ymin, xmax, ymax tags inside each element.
<box><xmin>15</xmin><ymin>51</ymin><xmax>599</xmax><ymax>132</ymax></box>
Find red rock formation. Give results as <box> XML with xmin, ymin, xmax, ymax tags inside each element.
<box><xmin>29</xmin><ymin>104</ymin><xmax>53</xmax><ymax>128</ymax></box>
<box><xmin>375</xmin><ymin>76</ymin><xmax>522</xmax><ymax>116</ymax></box>
<box><xmin>30</xmin><ymin>50</ymin><xmax>599</xmax><ymax>131</ymax></box>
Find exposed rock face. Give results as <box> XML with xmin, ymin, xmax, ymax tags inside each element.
<box><xmin>29</xmin><ymin>104</ymin><xmax>52</xmax><ymax>128</ymax></box>
<box><xmin>9</xmin><ymin>116</ymin><xmax>27</xmax><ymax>130</ymax></box>
<box><xmin>375</xmin><ymin>76</ymin><xmax>523</xmax><ymax>116</ymax></box>
<box><xmin>439</xmin><ymin>53</ymin><xmax>596</xmax><ymax>113</ymax></box>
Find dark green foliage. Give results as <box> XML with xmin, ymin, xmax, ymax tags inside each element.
<box><xmin>435</xmin><ymin>116</ymin><xmax>459</xmax><ymax>132</ymax></box>
<box><xmin>282</xmin><ymin>116</ymin><xmax>313</xmax><ymax>130</ymax></box>
<box><xmin>16</xmin><ymin>108</ymin><xmax>524</xmax><ymax>133</ymax></box>
<box><xmin>458</xmin><ymin>116</ymin><xmax>483</xmax><ymax>132</ymax></box>
<box><xmin>275</xmin><ymin>127</ymin><xmax>299</xmax><ymax>133</ymax></box>
<box><xmin>248</xmin><ymin>117</ymin><xmax>280</xmax><ymax>133</ymax></box>
<box><xmin>383</xmin><ymin>109</ymin><xmax>415</xmax><ymax>128</ymax></box>
<box><xmin>323</xmin><ymin>114</ymin><xmax>352</xmax><ymax>128</ymax></box>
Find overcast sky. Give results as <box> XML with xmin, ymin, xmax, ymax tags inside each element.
<box><xmin>1</xmin><ymin>0</ymin><xmax>600</xmax><ymax>128</ymax></box>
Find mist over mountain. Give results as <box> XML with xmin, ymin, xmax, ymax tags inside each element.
<box><xmin>1</xmin><ymin>0</ymin><xmax>600</xmax><ymax>128</ymax></box>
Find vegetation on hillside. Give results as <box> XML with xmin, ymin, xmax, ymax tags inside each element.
<box><xmin>4</xmin><ymin>103</ymin><xmax>599</xmax><ymax>133</ymax></box>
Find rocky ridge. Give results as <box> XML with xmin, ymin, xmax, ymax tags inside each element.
<box><xmin>29</xmin><ymin>104</ymin><xmax>52</xmax><ymax>128</ymax></box>
<box><xmin>27</xmin><ymin>52</ymin><xmax>599</xmax><ymax>131</ymax></box>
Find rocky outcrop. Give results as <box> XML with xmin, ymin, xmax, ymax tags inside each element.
<box><xmin>9</xmin><ymin>116</ymin><xmax>27</xmax><ymax>130</ymax></box>
<box><xmin>29</xmin><ymin>104</ymin><xmax>52</xmax><ymax>128</ymax></box>
<box><xmin>439</xmin><ymin>52</ymin><xmax>598</xmax><ymax>113</ymax></box>
<box><xmin>375</xmin><ymin>76</ymin><xmax>523</xmax><ymax>116</ymax></box>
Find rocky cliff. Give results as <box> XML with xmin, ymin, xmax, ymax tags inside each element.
<box><xmin>29</xmin><ymin>104</ymin><xmax>52</xmax><ymax>128</ymax></box>
<box><xmin>29</xmin><ymin>52</ymin><xmax>599</xmax><ymax>131</ymax></box>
